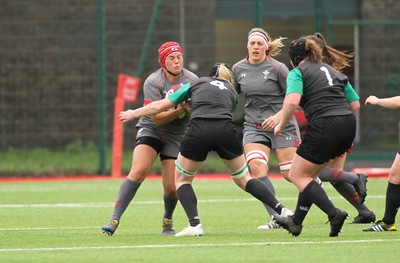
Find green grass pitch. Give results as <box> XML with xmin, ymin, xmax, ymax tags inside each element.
<box><xmin>0</xmin><ymin>177</ymin><xmax>399</xmax><ymax>262</ymax></box>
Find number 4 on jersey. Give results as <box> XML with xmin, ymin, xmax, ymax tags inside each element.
<box><xmin>210</xmin><ymin>80</ymin><xmax>227</xmax><ymax>90</ymax></box>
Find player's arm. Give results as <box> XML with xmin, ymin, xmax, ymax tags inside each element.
<box><xmin>151</xmin><ymin>83</ymin><xmax>192</xmax><ymax>125</ymax></box>
<box><xmin>274</xmin><ymin>69</ymin><xmax>302</xmax><ymax>135</ymax></box>
<box><xmin>343</xmin><ymin>81</ymin><xmax>360</xmax><ymax>114</ymax></box>
<box><xmin>274</xmin><ymin>93</ymin><xmax>301</xmax><ymax>136</ymax></box>
<box><xmin>140</xmin><ymin>79</ymin><xmax>185</xmax><ymax>126</ymax></box>
<box><xmin>119</xmin><ymin>99</ymin><xmax>175</xmax><ymax>123</ymax></box>
<box><xmin>348</xmin><ymin>100</ymin><xmax>360</xmax><ymax>114</ymax></box>
<box><xmin>150</xmin><ymin>103</ymin><xmax>187</xmax><ymax>126</ymax></box>
<box><xmin>120</xmin><ymin>83</ymin><xmax>190</xmax><ymax>123</ymax></box>
<box><xmin>365</xmin><ymin>95</ymin><xmax>400</xmax><ymax>110</ymax></box>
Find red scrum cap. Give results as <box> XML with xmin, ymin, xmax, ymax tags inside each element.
<box><xmin>158</xmin><ymin>41</ymin><xmax>183</xmax><ymax>69</ymax></box>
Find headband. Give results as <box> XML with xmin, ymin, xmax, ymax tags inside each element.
<box><xmin>248</xmin><ymin>32</ymin><xmax>269</xmax><ymax>47</ymax></box>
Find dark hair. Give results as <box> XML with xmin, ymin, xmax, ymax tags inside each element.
<box><xmin>289</xmin><ymin>37</ymin><xmax>323</xmax><ymax>67</ymax></box>
<box><xmin>309</xmin><ymin>32</ymin><xmax>353</xmax><ymax>72</ymax></box>
<box><xmin>289</xmin><ymin>39</ymin><xmax>308</xmax><ymax>67</ymax></box>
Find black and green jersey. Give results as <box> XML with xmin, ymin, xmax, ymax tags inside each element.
<box><xmin>168</xmin><ymin>76</ymin><xmax>239</xmax><ymax>120</ymax></box>
<box><xmin>287</xmin><ymin>60</ymin><xmax>359</xmax><ymax>122</ymax></box>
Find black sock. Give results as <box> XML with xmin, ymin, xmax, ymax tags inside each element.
<box><xmin>163</xmin><ymin>195</ymin><xmax>178</xmax><ymax>219</ymax></box>
<box><xmin>383</xmin><ymin>182</ymin><xmax>400</xmax><ymax>225</ymax></box>
<box><xmin>258</xmin><ymin>176</ymin><xmax>278</xmax><ymax>216</ymax></box>
<box><xmin>293</xmin><ymin>191</ymin><xmax>313</xmax><ymax>225</ymax></box>
<box><xmin>176</xmin><ymin>184</ymin><xmax>200</xmax><ymax>226</ymax></box>
<box><xmin>302</xmin><ymin>180</ymin><xmax>336</xmax><ymax>218</ymax></box>
<box><xmin>245</xmin><ymin>178</ymin><xmax>283</xmax><ymax>214</ymax></box>
<box><xmin>111</xmin><ymin>178</ymin><xmax>141</xmax><ymax>220</ymax></box>
<box><xmin>318</xmin><ymin>168</ymin><xmax>358</xmax><ymax>184</ymax></box>
<box><xmin>331</xmin><ymin>182</ymin><xmax>371</xmax><ymax>215</ymax></box>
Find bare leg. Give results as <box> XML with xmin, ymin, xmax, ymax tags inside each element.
<box><xmin>244</xmin><ymin>143</ymin><xmax>277</xmax><ymax>217</ymax></box>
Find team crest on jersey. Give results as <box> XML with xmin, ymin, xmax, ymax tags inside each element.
<box><xmin>263</xmin><ymin>70</ymin><xmax>270</xmax><ymax>79</ymax></box>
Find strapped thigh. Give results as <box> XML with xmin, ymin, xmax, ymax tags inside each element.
<box><xmin>230</xmin><ymin>163</ymin><xmax>249</xmax><ymax>179</ymax></box>
<box><xmin>175</xmin><ymin>160</ymin><xmax>197</xmax><ymax>177</ymax></box>
<box><xmin>245</xmin><ymin>150</ymin><xmax>269</xmax><ymax>165</ymax></box>
<box><xmin>279</xmin><ymin>161</ymin><xmax>292</xmax><ymax>173</ymax></box>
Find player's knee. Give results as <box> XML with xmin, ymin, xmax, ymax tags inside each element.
<box><xmin>127</xmin><ymin>168</ymin><xmax>148</xmax><ymax>182</ymax></box>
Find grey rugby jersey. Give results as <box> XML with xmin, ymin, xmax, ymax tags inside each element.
<box><xmin>233</xmin><ymin>57</ymin><xmax>290</xmax><ymax>126</ymax></box>
<box><xmin>136</xmin><ymin>68</ymin><xmax>198</xmax><ymax>135</ymax></box>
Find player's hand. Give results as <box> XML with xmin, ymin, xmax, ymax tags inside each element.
<box><xmin>274</xmin><ymin>123</ymin><xmax>283</xmax><ymax>136</ymax></box>
<box><xmin>183</xmin><ymin>100</ymin><xmax>192</xmax><ymax>114</ymax></box>
<box><xmin>365</xmin><ymin>95</ymin><xmax>379</xmax><ymax>106</ymax></box>
<box><xmin>262</xmin><ymin>115</ymin><xmax>279</xmax><ymax>131</ymax></box>
<box><xmin>119</xmin><ymin>110</ymin><xmax>136</xmax><ymax>122</ymax></box>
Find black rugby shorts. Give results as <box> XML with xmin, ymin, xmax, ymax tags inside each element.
<box><xmin>297</xmin><ymin>114</ymin><xmax>356</xmax><ymax>164</ymax></box>
<box><xmin>180</xmin><ymin>118</ymin><xmax>243</xmax><ymax>162</ymax></box>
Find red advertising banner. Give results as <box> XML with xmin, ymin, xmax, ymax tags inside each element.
<box><xmin>112</xmin><ymin>74</ymin><xmax>141</xmax><ymax>177</ymax></box>
<box><xmin>117</xmin><ymin>74</ymin><xmax>140</xmax><ymax>104</ymax></box>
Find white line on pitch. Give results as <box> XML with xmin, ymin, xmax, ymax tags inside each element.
<box><xmin>0</xmin><ymin>195</ymin><xmax>386</xmax><ymax>208</ymax></box>
<box><xmin>1</xmin><ymin>239</ymin><xmax>399</xmax><ymax>252</ymax></box>
<box><xmin>0</xmin><ymin>226</ymin><xmax>97</xmax><ymax>231</ymax></box>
